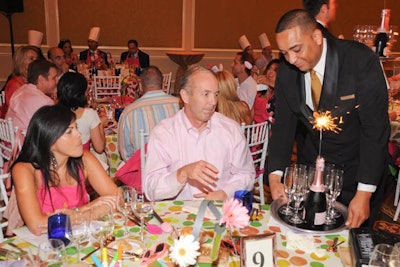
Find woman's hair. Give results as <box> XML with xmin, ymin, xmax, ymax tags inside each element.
<box><xmin>263</xmin><ymin>59</ymin><xmax>281</xmax><ymax>75</ymax></box>
<box><xmin>216</xmin><ymin>70</ymin><xmax>250</xmax><ymax>124</ymax></box>
<box><xmin>12</xmin><ymin>45</ymin><xmax>38</xmax><ymax>77</ymax></box>
<box><xmin>58</xmin><ymin>39</ymin><xmax>73</xmax><ymax>52</ymax></box>
<box><xmin>14</xmin><ymin>105</ymin><xmax>85</xmax><ymax>209</ymax></box>
<box><xmin>57</xmin><ymin>72</ymin><xmax>88</xmax><ymax>109</ymax></box>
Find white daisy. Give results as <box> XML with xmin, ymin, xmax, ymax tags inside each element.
<box><xmin>169</xmin><ymin>234</ymin><xmax>201</xmax><ymax>267</ymax></box>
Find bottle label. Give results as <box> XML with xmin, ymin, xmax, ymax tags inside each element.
<box><xmin>314</xmin><ymin>211</ymin><xmax>326</xmax><ymax>225</ymax></box>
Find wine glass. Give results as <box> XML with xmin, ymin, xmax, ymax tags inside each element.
<box><xmin>279</xmin><ymin>166</ymin><xmax>295</xmax><ymax>216</ymax></box>
<box><xmin>37</xmin><ymin>239</ymin><xmax>67</xmax><ymax>267</ymax></box>
<box><xmin>330</xmin><ymin>169</ymin><xmax>344</xmax><ymax>219</ymax></box>
<box><xmin>324</xmin><ymin>169</ymin><xmax>337</xmax><ymax>225</ymax></box>
<box><xmin>288</xmin><ymin>170</ymin><xmax>307</xmax><ymax>224</ymax></box>
<box><xmin>369</xmin><ymin>244</ymin><xmax>399</xmax><ymax>267</ymax></box>
<box><xmin>132</xmin><ymin>193</ymin><xmax>153</xmax><ymax>242</ymax></box>
<box><xmin>70</xmin><ymin>210</ymin><xmax>89</xmax><ymax>260</ymax></box>
<box><xmin>117</xmin><ymin>186</ymin><xmax>136</xmax><ymax>236</ymax></box>
<box><xmin>90</xmin><ymin>204</ymin><xmax>114</xmax><ymax>250</ymax></box>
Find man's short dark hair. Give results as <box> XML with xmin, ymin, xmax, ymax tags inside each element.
<box><xmin>141</xmin><ymin>66</ymin><xmax>163</xmax><ymax>89</ymax></box>
<box><xmin>27</xmin><ymin>60</ymin><xmax>56</xmax><ymax>85</ymax></box>
<box><xmin>127</xmin><ymin>39</ymin><xmax>138</xmax><ymax>47</ymax></box>
<box><xmin>303</xmin><ymin>0</ymin><xmax>329</xmax><ymax>17</ymax></box>
<box><xmin>275</xmin><ymin>9</ymin><xmax>317</xmax><ymax>34</ymax></box>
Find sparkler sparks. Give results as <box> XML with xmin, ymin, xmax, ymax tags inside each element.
<box><xmin>312</xmin><ymin>111</ymin><xmax>341</xmax><ymax>133</ymax></box>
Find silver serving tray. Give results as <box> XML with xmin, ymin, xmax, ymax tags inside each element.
<box><xmin>270</xmin><ymin>197</ymin><xmax>348</xmax><ymax>234</ymax></box>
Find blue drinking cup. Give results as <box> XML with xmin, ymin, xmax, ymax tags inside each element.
<box><xmin>234</xmin><ymin>190</ymin><xmax>253</xmax><ymax>214</ymax></box>
<box><xmin>48</xmin><ymin>213</ymin><xmax>72</xmax><ymax>246</ymax></box>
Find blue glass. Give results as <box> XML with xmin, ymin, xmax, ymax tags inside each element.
<box><xmin>234</xmin><ymin>190</ymin><xmax>253</xmax><ymax>214</ymax></box>
<box><xmin>48</xmin><ymin>213</ymin><xmax>72</xmax><ymax>246</ymax></box>
<box><xmin>115</xmin><ymin>108</ymin><xmax>124</xmax><ymax>122</ymax></box>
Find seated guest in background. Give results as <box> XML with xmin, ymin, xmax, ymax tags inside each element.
<box><xmin>58</xmin><ymin>38</ymin><xmax>79</xmax><ymax>69</ymax></box>
<box><xmin>79</xmin><ymin>27</ymin><xmax>108</xmax><ymax>70</ymax></box>
<box><xmin>253</xmin><ymin>59</ymin><xmax>279</xmax><ymax>124</ymax></box>
<box><xmin>1</xmin><ymin>46</ymin><xmax>38</xmax><ymax>118</ymax></box>
<box><xmin>11</xmin><ymin>105</ymin><xmax>118</xmax><ymax>235</ymax></box>
<box><xmin>6</xmin><ymin>60</ymin><xmax>57</xmax><ymax>132</ymax></box>
<box><xmin>47</xmin><ymin>47</ymin><xmax>71</xmax><ymax>78</ymax></box>
<box><xmin>120</xmin><ymin>39</ymin><xmax>150</xmax><ymax>74</ymax></box>
<box><xmin>27</xmin><ymin>29</ymin><xmax>45</xmax><ymax>60</ymax></box>
<box><xmin>118</xmin><ymin>66</ymin><xmax>180</xmax><ymax>161</ymax></box>
<box><xmin>144</xmin><ymin>65</ymin><xmax>255</xmax><ymax>201</ymax></box>
<box><xmin>255</xmin><ymin>33</ymin><xmax>274</xmax><ymax>74</ymax></box>
<box><xmin>57</xmin><ymin>72</ymin><xmax>107</xmax><ymax>154</ymax></box>
<box><xmin>215</xmin><ymin>70</ymin><xmax>252</xmax><ymax>125</ymax></box>
<box><xmin>231</xmin><ymin>51</ymin><xmax>258</xmax><ymax>110</ymax></box>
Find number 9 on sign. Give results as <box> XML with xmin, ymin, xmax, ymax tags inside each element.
<box><xmin>240</xmin><ymin>233</ymin><xmax>276</xmax><ymax>267</ymax></box>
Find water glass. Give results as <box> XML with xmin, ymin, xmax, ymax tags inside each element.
<box><xmin>48</xmin><ymin>213</ymin><xmax>72</xmax><ymax>246</ymax></box>
<box><xmin>37</xmin><ymin>239</ymin><xmax>66</xmax><ymax>267</ymax></box>
<box><xmin>90</xmin><ymin>204</ymin><xmax>114</xmax><ymax>250</ymax></box>
<box><xmin>234</xmin><ymin>190</ymin><xmax>253</xmax><ymax>214</ymax></box>
<box><xmin>117</xmin><ymin>186</ymin><xmax>136</xmax><ymax>236</ymax></box>
<box><xmin>70</xmin><ymin>210</ymin><xmax>89</xmax><ymax>260</ymax></box>
<box><xmin>369</xmin><ymin>244</ymin><xmax>399</xmax><ymax>267</ymax></box>
<box><xmin>132</xmin><ymin>193</ymin><xmax>153</xmax><ymax>242</ymax></box>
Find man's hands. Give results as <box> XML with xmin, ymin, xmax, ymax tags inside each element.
<box><xmin>177</xmin><ymin>160</ymin><xmax>229</xmax><ymax>200</ymax></box>
<box><xmin>345</xmin><ymin>190</ymin><xmax>371</xmax><ymax>228</ymax></box>
<box><xmin>269</xmin><ymin>173</ymin><xmax>286</xmax><ymax>201</ymax></box>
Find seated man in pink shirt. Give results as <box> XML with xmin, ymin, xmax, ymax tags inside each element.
<box><xmin>144</xmin><ymin>65</ymin><xmax>255</xmax><ymax>201</ymax></box>
<box><xmin>6</xmin><ymin>60</ymin><xmax>57</xmax><ymax>132</ymax></box>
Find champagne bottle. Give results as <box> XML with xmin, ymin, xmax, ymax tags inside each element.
<box><xmin>304</xmin><ymin>156</ymin><xmax>326</xmax><ymax>228</ymax></box>
<box><xmin>374</xmin><ymin>9</ymin><xmax>391</xmax><ymax>57</ymax></box>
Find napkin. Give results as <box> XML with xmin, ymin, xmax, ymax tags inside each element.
<box><xmin>286</xmin><ymin>231</ymin><xmax>326</xmax><ymax>258</ymax></box>
<box><xmin>12</xmin><ymin>227</ymin><xmax>48</xmax><ymax>247</ymax></box>
<box><xmin>182</xmin><ymin>202</ymin><xmax>219</xmax><ymax>220</ymax></box>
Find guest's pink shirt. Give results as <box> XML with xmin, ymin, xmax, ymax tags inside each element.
<box><xmin>6</xmin><ymin>83</ymin><xmax>54</xmax><ymax>132</ymax></box>
<box><xmin>144</xmin><ymin>109</ymin><xmax>255</xmax><ymax>201</ymax></box>
<box><xmin>37</xmin><ymin>169</ymin><xmax>89</xmax><ymax>214</ymax></box>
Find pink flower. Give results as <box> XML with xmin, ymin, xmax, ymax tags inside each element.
<box><xmin>219</xmin><ymin>198</ymin><xmax>250</xmax><ymax>231</ymax></box>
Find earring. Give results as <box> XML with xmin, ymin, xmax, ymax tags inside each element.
<box><xmin>50</xmin><ymin>152</ymin><xmax>58</xmax><ymax>170</ymax></box>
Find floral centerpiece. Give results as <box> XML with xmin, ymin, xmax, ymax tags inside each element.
<box><xmin>168</xmin><ymin>198</ymin><xmax>250</xmax><ymax>267</ymax></box>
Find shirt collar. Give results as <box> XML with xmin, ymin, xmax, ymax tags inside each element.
<box><xmin>180</xmin><ymin>109</ymin><xmax>212</xmax><ymax>134</ymax></box>
<box><xmin>312</xmin><ymin>38</ymin><xmax>327</xmax><ymax>78</ymax></box>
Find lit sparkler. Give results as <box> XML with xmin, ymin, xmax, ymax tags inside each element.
<box><xmin>312</xmin><ymin>111</ymin><xmax>342</xmax><ymax>155</ymax></box>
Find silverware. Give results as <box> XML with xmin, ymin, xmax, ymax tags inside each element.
<box><xmin>106</xmin><ymin>246</ymin><xmax>142</xmax><ymax>258</ymax></box>
<box><xmin>153</xmin><ymin>211</ymin><xmax>179</xmax><ymax>237</ymax></box>
<box><xmin>7</xmin><ymin>243</ymin><xmax>27</xmax><ymax>255</ymax></box>
<box><xmin>127</xmin><ymin>214</ymin><xmax>145</xmax><ymax>226</ymax></box>
<box><xmin>327</xmin><ymin>237</ymin><xmax>339</xmax><ymax>252</ymax></box>
<box><xmin>81</xmin><ymin>236</ymin><xmax>115</xmax><ymax>261</ymax></box>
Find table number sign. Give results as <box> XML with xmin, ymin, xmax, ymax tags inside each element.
<box><xmin>240</xmin><ymin>233</ymin><xmax>276</xmax><ymax>267</ymax></box>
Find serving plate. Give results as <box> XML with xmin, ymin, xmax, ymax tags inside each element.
<box><xmin>270</xmin><ymin>197</ymin><xmax>348</xmax><ymax>234</ymax></box>
<box><xmin>107</xmin><ymin>239</ymin><xmax>144</xmax><ymax>259</ymax></box>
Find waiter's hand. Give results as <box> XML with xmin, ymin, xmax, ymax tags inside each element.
<box><xmin>269</xmin><ymin>173</ymin><xmax>286</xmax><ymax>201</ymax></box>
<box><xmin>345</xmin><ymin>190</ymin><xmax>371</xmax><ymax>228</ymax></box>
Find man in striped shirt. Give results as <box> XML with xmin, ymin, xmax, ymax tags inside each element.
<box><xmin>117</xmin><ymin>66</ymin><xmax>180</xmax><ymax>161</ymax></box>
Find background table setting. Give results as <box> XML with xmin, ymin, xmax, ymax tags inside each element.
<box><xmin>0</xmin><ymin>198</ymin><xmax>349</xmax><ymax>267</ymax></box>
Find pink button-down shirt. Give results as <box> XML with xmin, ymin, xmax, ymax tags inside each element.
<box><xmin>144</xmin><ymin>109</ymin><xmax>255</xmax><ymax>201</ymax></box>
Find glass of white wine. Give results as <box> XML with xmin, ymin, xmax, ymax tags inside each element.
<box><xmin>90</xmin><ymin>204</ymin><xmax>114</xmax><ymax>250</ymax></box>
<box><xmin>70</xmin><ymin>210</ymin><xmax>89</xmax><ymax>260</ymax></box>
<box><xmin>132</xmin><ymin>193</ymin><xmax>153</xmax><ymax>242</ymax></box>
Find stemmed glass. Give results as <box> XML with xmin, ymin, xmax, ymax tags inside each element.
<box><xmin>288</xmin><ymin>170</ymin><xmax>307</xmax><ymax>224</ymax></box>
<box><xmin>330</xmin><ymin>169</ymin><xmax>344</xmax><ymax>219</ymax></box>
<box><xmin>37</xmin><ymin>239</ymin><xmax>67</xmax><ymax>267</ymax></box>
<box><xmin>117</xmin><ymin>186</ymin><xmax>136</xmax><ymax>236</ymax></box>
<box><xmin>132</xmin><ymin>193</ymin><xmax>153</xmax><ymax>241</ymax></box>
<box><xmin>369</xmin><ymin>244</ymin><xmax>400</xmax><ymax>267</ymax></box>
<box><xmin>279</xmin><ymin>166</ymin><xmax>295</xmax><ymax>216</ymax></box>
<box><xmin>70</xmin><ymin>210</ymin><xmax>89</xmax><ymax>260</ymax></box>
<box><xmin>90</xmin><ymin>204</ymin><xmax>114</xmax><ymax>251</ymax></box>
<box><xmin>324</xmin><ymin>168</ymin><xmax>344</xmax><ymax>225</ymax></box>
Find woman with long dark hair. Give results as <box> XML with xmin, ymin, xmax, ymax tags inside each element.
<box><xmin>12</xmin><ymin>105</ymin><xmax>118</xmax><ymax>235</ymax></box>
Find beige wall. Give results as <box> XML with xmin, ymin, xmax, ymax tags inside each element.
<box><xmin>1</xmin><ymin>0</ymin><xmax>400</xmax><ymax>87</ymax></box>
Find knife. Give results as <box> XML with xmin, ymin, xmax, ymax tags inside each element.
<box><xmin>153</xmin><ymin>211</ymin><xmax>179</xmax><ymax>237</ymax></box>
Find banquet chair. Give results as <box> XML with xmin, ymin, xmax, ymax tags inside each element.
<box><xmin>162</xmin><ymin>72</ymin><xmax>172</xmax><ymax>95</ymax></box>
<box><xmin>93</xmin><ymin>75</ymin><xmax>121</xmax><ymax>100</ymax></box>
<box><xmin>241</xmin><ymin>121</ymin><xmax>270</xmax><ymax>204</ymax></box>
<box><xmin>139</xmin><ymin>129</ymin><xmax>149</xmax><ymax>192</ymax></box>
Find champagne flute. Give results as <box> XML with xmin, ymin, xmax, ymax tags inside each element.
<box><xmin>279</xmin><ymin>166</ymin><xmax>295</xmax><ymax>216</ymax></box>
<box><xmin>117</xmin><ymin>186</ymin><xmax>136</xmax><ymax>236</ymax></box>
<box><xmin>288</xmin><ymin>170</ymin><xmax>307</xmax><ymax>224</ymax></box>
<box><xmin>132</xmin><ymin>193</ymin><xmax>153</xmax><ymax>242</ymax></box>
<box><xmin>90</xmin><ymin>204</ymin><xmax>114</xmax><ymax>250</ymax></box>
<box><xmin>70</xmin><ymin>210</ymin><xmax>89</xmax><ymax>260</ymax></box>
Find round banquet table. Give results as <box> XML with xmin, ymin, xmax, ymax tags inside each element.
<box><xmin>4</xmin><ymin>200</ymin><xmax>349</xmax><ymax>267</ymax></box>
<box><xmin>166</xmin><ymin>51</ymin><xmax>205</xmax><ymax>95</ymax></box>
